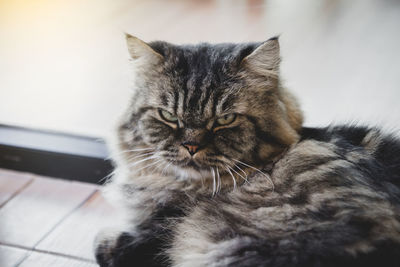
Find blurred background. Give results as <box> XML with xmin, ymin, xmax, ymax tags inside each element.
<box><xmin>1</xmin><ymin>0</ymin><xmax>400</xmax><ymax>138</ymax></box>
<box><xmin>1</xmin><ymin>1</ymin><xmax>400</xmax><ymax>265</ymax></box>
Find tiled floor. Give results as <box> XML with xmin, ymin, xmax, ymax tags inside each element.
<box><xmin>0</xmin><ymin>168</ymin><xmax>115</xmax><ymax>267</ymax></box>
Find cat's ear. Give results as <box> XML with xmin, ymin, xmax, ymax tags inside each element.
<box><xmin>241</xmin><ymin>37</ymin><xmax>280</xmax><ymax>75</ymax></box>
<box><xmin>125</xmin><ymin>34</ymin><xmax>163</xmax><ymax>64</ymax></box>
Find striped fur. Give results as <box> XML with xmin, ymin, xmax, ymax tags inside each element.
<box><xmin>94</xmin><ymin>36</ymin><xmax>400</xmax><ymax>267</ymax></box>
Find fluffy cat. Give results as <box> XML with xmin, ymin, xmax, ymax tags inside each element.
<box><xmin>94</xmin><ymin>34</ymin><xmax>400</xmax><ymax>267</ymax></box>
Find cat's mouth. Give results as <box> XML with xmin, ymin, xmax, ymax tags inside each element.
<box><xmin>186</xmin><ymin>160</ymin><xmax>198</xmax><ymax>168</ymax></box>
<box><xmin>158</xmin><ymin>150</ymin><xmax>230</xmax><ymax>179</ymax></box>
<box><xmin>170</xmin><ymin>159</ymin><xmax>216</xmax><ymax>181</ymax></box>
<box><xmin>180</xmin><ymin>159</ymin><xmax>203</xmax><ymax>170</ymax></box>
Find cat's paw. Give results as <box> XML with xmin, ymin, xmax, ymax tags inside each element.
<box><xmin>94</xmin><ymin>228</ymin><xmax>119</xmax><ymax>267</ymax></box>
<box><xmin>94</xmin><ymin>228</ymin><xmax>134</xmax><ymax>267</ymax></box>
<box><xmin>94</xmin><ymin>227</ymin><xmax>167</xmax><ymax>267</ymax></box>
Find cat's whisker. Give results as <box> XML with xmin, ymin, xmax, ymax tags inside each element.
<box><xmin>130</xmin><ymin>147</ymin><xmax>155</xmax><ymax>151</ymax></box>
<box><xmin>146</xmin><ymin>158</ymin><xmax>165</xmax><ymax>176</ymax></box>
<box><xmin>211</xmin><ymin>167</ymin><xmax>217</xmax><ymax>196</ymax></box>
<box><xmin>216</xmin><ymin>166</ymin><xmax>221</xmax><ymax>193</ymax></box>
<box><xmin>99</xmin><ymin>169</ymin><xmax>116</xmax><ymax>184</ymax></box>
<box><xmin>216</xmin><ymin>156</ymin><xmax>234</xmax><ymax>166</ymax></box>
<box><xmin>235</xmin><ymin>164</ymin><xmax>248</xmax><ymax>179</ymax></box>
<box><xmin>231</xmin><ymin>165</ymin><xmax>250</xmax><ymax>185</ymax></box>
<box><xmin>134</xmin><ymin>158</ymin><xmax>164</xmax><ymax>174</ymax></box>
<box><xmin>200</xmin><ymin>173</ymin><xmax>205</xmax><ymax>187</ymax></box>
<box><xmin>115</xmin><ymin>147</ymin><xmax>155</xmax><ymax>156</ymax></box>
<box><xmin>108</xmin><ymin>148</ymin><xmax>155</xmax><ymax>160</ymax></box>
<box><xmin>233</xmin><ymin>159</ymin><xmax>274</xmax><ymax>191</ymax></box>
<box><xmin>225</xmin><ymin>166</ymin><xmax>237</xmax><ymax>190</ymax></box>
<box><xmin>199</xmin><ymin>170</ymin><xmax>207</xmax><ymax>188</ymax></box>
<box><xmin>127</xmin><ymin>151</ymin><xmax>157</xmax><ymax>161</ymax></box>
<box><xmin>150</xmin><ymin>160</ymin><xmax>168</xmax><ymax>176</ymax></box>
<box><xmin>128</xmin><ymin>155</ymin><xmax>159</xmax><ymax>168</ymax></box>
<box><xmin>161</xmin><ymin>162</ymin><xmax>172</xmax><ymax>176</ymax></box>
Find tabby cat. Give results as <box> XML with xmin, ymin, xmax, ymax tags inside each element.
<box><xmin>94</xmin><ymin>34</ymin><xmax>400</xmax><ymax>267</ymax></box>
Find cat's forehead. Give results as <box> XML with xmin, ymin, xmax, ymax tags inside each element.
<box><xmin>160</xmin><ymin>46</ymin><xmax>242</xmax><ymax>120</ymax></box>
<box><xmin>137</xmin><ymin>41</ymin><xmax>268</xmax><ymax>121</ymax></box>
<box><xmin>150</xmin><ymin>42</ymin><xmax>256</xmax><ymax>76</ymax></box>
<box><xmin>162</xmin><ymin>45</ymin><xmax>235</xmax><ymax>80</ymax></box>
<box><xmin>153</xmin><ymin>42</ymin><xmax>238</xmax><ymax>61</ymax></box>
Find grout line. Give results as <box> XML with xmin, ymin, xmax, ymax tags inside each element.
<box><xmin>0</xmin><ymin>242</ymin><xmax>96</xmax><ymax>263</ymax></box>
<box><xmin>0</xmin><ymin>176</ymin><xmax>35</xmax><ymax>209</ymax></box>
<box><xmin>33</xmin><ymin>188</ymin><xmax>99</xmax><ymax>247</ymax></box>
<box><xmin>13</xmin><ymin>188</ymin><xmax>99</xmax><ymax>266</ymax></box>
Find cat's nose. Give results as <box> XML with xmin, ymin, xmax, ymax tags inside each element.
<box><xmin>182</xmin><ymin>142</ymin><xmax>200</xmax><ymax>156</ymax></box>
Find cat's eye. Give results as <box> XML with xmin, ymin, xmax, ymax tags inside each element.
<box><xmin>159</xmin><ymin>109</ymin><xmax>178</xmax><ymax>123</ymax></box>
<box><xmin>216</xmin><ymin>113</ymin><xmax>236</xmax><ymax>126</ymax></box>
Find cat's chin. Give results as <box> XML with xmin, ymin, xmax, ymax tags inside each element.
<box><xmin>172</xmin><ymin>165</ymin><xmax>213</xmax><ymax>181</ymax></box>
<box><xmin>162</xmin><ymin>157</ymin><xmax>214</xmax><ymax>180</ymax></box>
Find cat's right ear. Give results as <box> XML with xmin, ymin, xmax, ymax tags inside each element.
<box><xmin>125</xmin><ymin>34</ymin><xmax>164</xmax><ymax>64</ymax></box>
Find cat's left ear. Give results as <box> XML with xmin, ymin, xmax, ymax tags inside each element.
<box><xmin>125</xmin><ymin>33</ymin><xmax>164</xmax><ymax>64</ymax></box>
<box><xmin>240</xmin><ymin>37</ymin><xmax>280</xmax><ymax>75</ymax></box>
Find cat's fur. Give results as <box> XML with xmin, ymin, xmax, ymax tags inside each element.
<box><xmin>94</xmin><ymin>35</ymin><xmax>400</xmax><ymax>267</ymax></box>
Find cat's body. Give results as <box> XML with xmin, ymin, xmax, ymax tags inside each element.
<box><xmin>95</xmin><ymin>36</ymin><xmax>400</xmax><ymax>267</ymax></box>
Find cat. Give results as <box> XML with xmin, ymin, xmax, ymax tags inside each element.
<box><xmin>94</xmin><ymin>34</ymin><xmax>400</xmax><ymax>267</ymax></box>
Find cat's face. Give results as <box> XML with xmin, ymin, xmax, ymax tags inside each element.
<box><xmin>117</xmin><ymin>35</ymin><xmax>302</xmax><ymax>180</ymax></box>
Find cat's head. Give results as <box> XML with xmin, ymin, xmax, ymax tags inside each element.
<box><xmin>116</xmin><ymin>34</ymin><xmax>303</xmax><ymax>181</ymax></box>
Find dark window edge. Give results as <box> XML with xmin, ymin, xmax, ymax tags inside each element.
<box><xmin>0</xmin><ymin>124</ymin><xmax>113</xmax><ymax>184</ymax></box>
